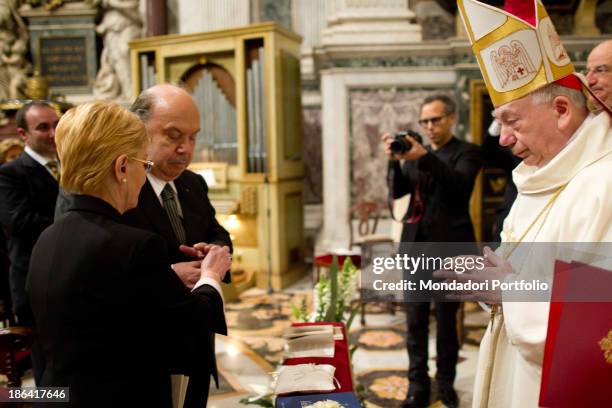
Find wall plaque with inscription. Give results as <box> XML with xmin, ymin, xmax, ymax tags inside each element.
<box><xmin>20</xmin><ymin>2</ymin><xmax>98</xmax><ymax>95</ymax></box>
<box><xmin>40</xmin><ymin>37</ymin><xmax>89</xmax><ymax>88</ymax></box>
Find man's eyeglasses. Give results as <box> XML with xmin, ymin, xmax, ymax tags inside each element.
<box><xmin>582</xmin><ymin>64</ymin><xmax>611</xmax><ymax>77</ymax></box>
<box><xmin>129</xmin><ymin>157</ymin><xmax>155</xmax><ymax>174</ymax></box>
<box><xmin>418</xmin><ymin>114</ymin><xmax>448</xmax><ymax>127</ymax></box>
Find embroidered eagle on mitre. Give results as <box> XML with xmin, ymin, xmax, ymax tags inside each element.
<box><xmin>457</xmin><ymin>0</ymin><xmax>575</xmax><ymax>107</ymax></box>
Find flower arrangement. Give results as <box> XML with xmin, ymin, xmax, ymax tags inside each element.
<box><xmin>240</xmin><ymin>257</ymin><xmax>362</xmax><ymax>407</ymax></box>
<box><xmin>291</xmin><ymin>256</ymin><xmax>361</xmax><ymax>330</ymax></box>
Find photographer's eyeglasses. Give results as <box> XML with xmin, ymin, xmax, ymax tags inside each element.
<box><xmin>582</xmin><ymin>64</ymin><xmax>610</xmax><ymax>77</ymax></box>
<box><xmin>418</xmin><ymin>115</ymin><xmax>448</xmax><ymax>127</ymax></box>
<box><xmin>129</xmin><ymin>157</ymin><xmax>155</xmax><ymax>174</ymax></box>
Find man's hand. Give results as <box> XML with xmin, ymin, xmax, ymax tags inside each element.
<box><xmin>381</xmin><ymin>132</ymin><xmax>427</xmax><ymax>161</ymax></box>
<box><xmin>200</xmin><ymin>245</ymin><xmax>232</xmax><ymax>282</ymax></box>
<box><xmin>432</xmin><ymin>247</ymin><xmax>515</xmax><ymax>304</ymax></box>
<box><xmin>179</xmin><ymin>243</ymin><xmax>209</xmax><ymax>259</ymax></box>
<box><xmin>179</xmin><ymin>242</ymin><xmax>231</xmax><ymax>259</ymax></box>
<box><xmin>171</xmin><ymin>260</ymin><xmax>203</xmax><ymax>289</ymax></box>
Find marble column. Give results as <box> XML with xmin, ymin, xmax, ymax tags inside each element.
<box><xmin>178</xmin><ymin>0</ymin><xmax>250</xmax><ymax>34</ymax></box>
<box><xmin>295</xmin><ymin>0</ymin><xmax>327</xmax><ymax>49</ymax></box>
<box><xmin>321</xmin><ymin>0</ymin><xmax>422</xmax><ymax>46</ymax></box>
<box><xmin>146</xmin><ymin>0</ymin><xmax>167</xmax><ymax>36</ymax></box>
<box><xmin>294</xmin><ymin>0</ymin><xmax>327</xmax><ymax>77</ymax></box>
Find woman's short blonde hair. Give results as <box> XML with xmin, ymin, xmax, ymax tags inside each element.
<box><xmin>0</xmin><ymin>138</ymin><xmax>24</xmax><ymax>164</ymax></box>
<box><xmin>55</xmin><ymin>101</ymin><xmax>147</xmax><ymax>195</ymax></box>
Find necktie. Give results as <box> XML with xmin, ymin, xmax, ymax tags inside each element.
<box><xmin>46</xmin><ymin>161</ymin><xmax>60</xmax><ymax>181</ymax></box>
<box><xmin>161</xmin><ymin>183</ymin><xmax>186</xmax><ymax>244</ymax></box>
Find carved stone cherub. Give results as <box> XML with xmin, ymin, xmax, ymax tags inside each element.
<box><xmin>90</xmin><ymin>0</ymin><xmax>143</xmax><ymax>101</ymax></box>
<box><xmin>0</xmin><ymin>0</ymin><xmax>30</xmax><ymax>99</ymax></box>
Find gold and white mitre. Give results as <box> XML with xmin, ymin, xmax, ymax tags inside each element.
<box><xmin>458</xmin><ymin>0</ymin><xmax>575</xmax><ymax>107</ymax></box>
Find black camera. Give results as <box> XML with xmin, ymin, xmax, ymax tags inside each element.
<box><xmin>390</xmin><ymin>129</ymin><xmax>423</xmax><ymax>155</ymax></box>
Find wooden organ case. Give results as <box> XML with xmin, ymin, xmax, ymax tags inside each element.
<box><xmin>129</xmin><ymin>23</ymin><xmax>305</xmax><ymax>291</ymax></box>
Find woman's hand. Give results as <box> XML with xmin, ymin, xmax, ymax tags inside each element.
<box><xmin>200</xmin><ymin>245</ymin><xmax>232</xmax><ymax>282</ymax></box>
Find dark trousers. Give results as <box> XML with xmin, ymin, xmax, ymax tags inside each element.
<box><xmin>405</xmin><ymin>301</ymin><xmax>459</xmax><ymax>389</ymax></box>
<box><xmin>184</xmin><ymin>374</ymin><xmax>211</xmax><ymax>408</ymax></box>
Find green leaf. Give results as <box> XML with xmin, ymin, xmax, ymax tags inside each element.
<box><xmin>290</xmin><ymin>298</ymin><xmax>309</xmax><ymax>322</ymax></box>
<box><xmin>349</xmin><ymin>344</ymin><xmax>358</xmax><ymax>359</ymax></box>
<box><xmin>299</xmin><ymin>297</ymin><xmax>308</xmax><ymax>321</ymax></box>
<box><xmin>324</xmin><ymin>255</ymin><xmax>339</xmax><ymax>322</ymax></box>
<box><xmin>290</xmin><ymin>303</ymin><xmax>300</xmax><ymax>319</ymax></box>
<box><xmin>346</xmin><ymin>302</ymin><xmax>361</xmax><ymax>331</ymax></box>
<box><xmin>314</xmin><ymin>275</ymin><xmax>329</xmax><ymax>322</ymax></box>
<box><xmin>239</xmin><ymin>394</ymin><xmax>274</xmax><ymax>407</ymax></box>
<box><xmin>343</xmin><ymin>256</ymin><xmax>355</xmax><ymax>272</ymax></box>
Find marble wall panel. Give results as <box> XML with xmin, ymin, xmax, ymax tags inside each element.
<box><xmin>260</xmin><ymin>0</ymin><xmax>293</xmax><ymax>30</ymax></box>
<box><xmin>349</xmin><ymin>88</ymin><xmax>453</xmax><ymax>210</ymax></box>
<box><xmin>303</xmin><ymin>107</ymin><xmax>323</xmax><ymax>204</ymax></box>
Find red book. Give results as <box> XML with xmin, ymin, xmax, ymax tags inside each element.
<box><xmin>540</xmin><ymin>261</ymin><xmax>612</xmax><ymax>407</ymax></box>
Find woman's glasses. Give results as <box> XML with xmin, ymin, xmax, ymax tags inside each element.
<box><xmin>129</xmin><ymin>157</ymin><xmax>155</xmax><ymax>174</ymax></box>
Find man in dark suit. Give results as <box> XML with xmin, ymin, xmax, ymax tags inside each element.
<box><xmin>55</xmin><ymin>84</ymin><xmax>232</xmax><ymax>405</ymax></box>
<box><xmin>127</xmin><ymin>84</ymin><xmax>232</xmax><ymax>406</ymax></box>
<box><xmin>382</xmin><ymin>95</ymin><xmax>482</xmax><ymax>408</ymax></box>
<box><xmin>0</xmin><ymin>102</ymin><xmax>59</xmax><ymax>323</ymax></box>
<box><xmin>0</xmin><ymin>101</ymin><xmax>60</xmax><ymax>382</ymax></box>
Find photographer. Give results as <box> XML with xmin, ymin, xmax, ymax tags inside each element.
<box><xmin>381</xmin><ymin>95</ymin><xmax>481</xmax><ymax>408</ymax></box>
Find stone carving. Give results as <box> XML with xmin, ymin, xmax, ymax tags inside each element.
<box><xmin>92</xmin><ymin>0</ymin><xmax>142</xmax><ymax>101</ymax></box>
<box><xmin>0</xmin><ymin>0</ymin><xmax>30</xmax><ymax>99</ymax></box>
<box><xmin>414</xmin><ymin>0</ymin><xmax>455</xmax><ymax>40</ymax></box>
<box><xmin>25</xmin><ymin>0</ymin><xmax>66</xmax><ymax>11</ymax></box>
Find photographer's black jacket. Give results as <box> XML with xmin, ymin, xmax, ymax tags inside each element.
<box><xmin>389</xmin><ymin>137</ymin><xmax>482</xmax><ymax>243</ymax></box>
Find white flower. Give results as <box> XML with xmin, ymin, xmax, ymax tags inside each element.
<box><xmin>303</xmin><ymin>400</ymin><xmax>342</xmax><ymax>408</ymax></box>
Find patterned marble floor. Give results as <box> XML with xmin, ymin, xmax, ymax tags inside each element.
<box><xmin>4</xmin><ymin>277</ymin><xmax>488</xmax><ymax>408</ymax></box>
<box><xmin>208</xmin><ymin>277</ymin><xmax>489</xmax><ymax>408</ymax></box>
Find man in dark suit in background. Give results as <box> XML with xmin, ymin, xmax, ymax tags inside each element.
<box><xmin>0</xmin><ymin>101</ymin><xmax>60</xmax><ymax>383</ymax></box>
<box><xmin>0</xmin><ymin>102</ymin><xmax>59</xmax><ymax>324</ymax></box>
<box><xmin>382</xmin><ymin>95</ymin><xmax>482</xmax><ymax>408</ymax></box>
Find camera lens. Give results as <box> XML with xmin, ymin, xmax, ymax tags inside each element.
<box><xmin>389</xmin><ymin>130</ymin><xmax>424</xmax><ymax>155</ymax></box>
<box><xmin>391</xmin><ymin>132</ymin><xmax>412</xmax><ymax>154</ymax></box>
